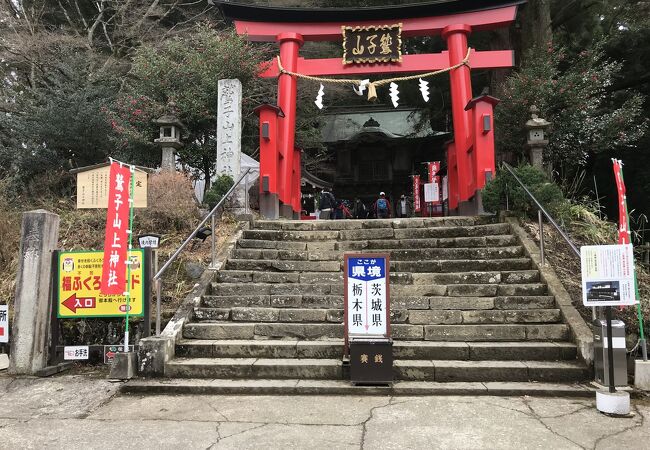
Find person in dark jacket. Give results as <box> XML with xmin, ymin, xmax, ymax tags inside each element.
<box><xmin>352</xmin><ymin>198</ymin><xmax>368</xmax><ymax>219</ymax></box>
<box><xmin>373</xmin><ymin>192</ymin><xmax>392</xmax><ymax>219</ymax></box>
<box><xmin>318</xmin><ymin>189</ymin><xmax>336</xmax><ymax>219</ymax></box>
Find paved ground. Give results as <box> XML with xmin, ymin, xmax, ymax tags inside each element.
<box><xmin>0</xmin><ymin>375</ymin><xmax>648</xmax><ymax>449</ymax></box>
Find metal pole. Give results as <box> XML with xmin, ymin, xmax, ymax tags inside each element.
<box><xmin>606</xmin><ymin>306</ymin><xmax>616</xmax><ymax>393</ymax></box>
<box><xmin>211</xmin><ymin>213</ymin><xmax>216</xmax><ymax>269</ymax></box>
<box><xmin>245</xmin><ymin>176</ymin><xmax>249</xmax><ymax>214</ymax></box>
<box><xmin>156</xmin><ymin>278</ymin><xmax>162</xmax><ymax>336</ymax></box>
<box><xmin>538</xmin><ymin>209</ymin><xmax>545</xmax><ymax>266</ymax></box>
<box><xmin>593</xmin><ymin>175</ymin><xmax>602</xmax><ymax>220</ymax></box>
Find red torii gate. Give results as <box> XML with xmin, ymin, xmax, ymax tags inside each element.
<box><xmin>216</xmin><ymin>1</ymin><xmax>523</xmax><ymax>219</ymax></box>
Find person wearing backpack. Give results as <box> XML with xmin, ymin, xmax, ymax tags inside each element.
<box><xmin>373</xmin><ymin>192</ymin><xmax>391</xmax><ymax>219</ymax></box>
<box><xmin>318</xmin><ymin>188</ymin><xmax>336</xmax><ymax>219</ymax></box>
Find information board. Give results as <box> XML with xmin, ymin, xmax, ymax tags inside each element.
<box><xmin>344</xmin><ymin>254</ymin><xmax>390</xmax><ymax>337</ymax></box>
<box><xmin>64</xmin><ymin>346</ymin><xmax>89</xmax><ymax>360</ymax></box>
<box><xmin>580</xmin><ymin>244</ymin><xmax>637</xmax><ymax>307</ymax></box>
<box><xmin>424</xmin><ymin>182</ymin><xmax>439</xmax><ymax>203</ymax></box>
<box><xmin>57</xmin><ymin>250</ymin><xmax>145</xmax><ymax>318</ymax></box>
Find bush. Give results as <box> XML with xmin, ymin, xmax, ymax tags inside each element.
<box><xmin>137</xmin><ymin>171</ymin><xmax>199</xmax><ymax>233</ymax></box>
<box><xmin>203</xmin><ymin>175</ymin><xmax>234</xmax><ymax>210</ymax></box>
<box><xmin>482</xmin><ymin>164</ymin><xmax>566</xmax><ymax>219</ymax></box>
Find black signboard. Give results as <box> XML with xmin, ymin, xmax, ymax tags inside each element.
<box><xmin>342</xmin><ymin>23</ymin><xmax>402</xmax><ymax>65</ymax></box>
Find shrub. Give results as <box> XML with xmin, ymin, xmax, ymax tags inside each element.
<box><xmin>137</xmin><ymin>171</ymin><xmax>199</xmax><ymax>233</ymax></box>
<box><xmin>203</xmin><ymin>175</ymin><xmax>234</xmax><ymax>210</ymax></box>
<box><xmin>482</xmin><ymin>164</ymin><xmax>566</xmax><ymax>219</ymax></box>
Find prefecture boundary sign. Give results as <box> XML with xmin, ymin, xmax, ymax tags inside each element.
<box><xmin>344</xmin><ymin>254</ymin><xmax>391</xmax><ymax>340</ymax></box>
<box><xmin>57</xmin><ymin>250</ymin><xmax>145</xmax><ymax>318</ymax></box>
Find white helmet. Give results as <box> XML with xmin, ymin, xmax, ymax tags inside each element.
<box><xmin>380</xmin><ymin>192</ymin><xmax>385</xmax><ymax>196</ymax></box>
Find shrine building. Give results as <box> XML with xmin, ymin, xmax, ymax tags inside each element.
<box><xmin>214</xmin><ymin>0</ymin><xmax>523</xmax><ymax>219</ymax></box>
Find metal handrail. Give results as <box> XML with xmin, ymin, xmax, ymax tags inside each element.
<box><xmin>153</xmin><ymin>168</ymin><xmax>251</xmax><ymax>335</ymax></box>
<box><xmin>501</xmin><ymin>162</ymin><xmax>596</xmax><ymax>320</ymax></box>
<box><xmin>502</xmin><ymin>162</ymin><xmax>580</xmax><ymax>258</ymax></box>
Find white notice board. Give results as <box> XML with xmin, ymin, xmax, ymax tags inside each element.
<box><xmin>580</xmin><ymin>244</ymin><xmax>637</xmax><ymax>307</ymax></box>
<box><xmin>424</xmin><ymin>183</ymin><xmax>439</xmax><ymax>203</ymax></box>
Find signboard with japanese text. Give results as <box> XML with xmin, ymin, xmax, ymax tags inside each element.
<box><xmin>104</xmin><ymin>345</ymin><xmax>134</xmax><ymax>365</ymax></box>
<box><xmin>424</xmin><ymin>182</ymin><xmax>439</xmax><ymax>203</ymax></box>
<box><xmin>138</xmin><ymin>234</ymin><xmax>161</xmax><ymax>249</ymax></box>
<box><xmin>427</xmin><ymin>162</ymin><xmax>440</xmax><ymax>183</ymax></box>
<box><xmin>442</xmin><ymin>175</ymin><xmax>449</xmax><ymax>201</ymax></box>
<box><xmin>101</xmin><ymin>162</ymin><xmax>132</xmax><ymax>295</ymax></box>
<box><xmin>581</xmin><ymin>244</ymin><xmax>637</xmax><ymax>307</ymax></box>
<box><xmin>342</xmin><ymin>24</ymin><xmax>402</xmax><ymax>65</ymax></box>
<box><xmin>75</xmin><ymin>165</ymin><xmax>148</xmax><ymax>209</ymax></box>
<box><xmin>413</xmin><ymin>175</ymin><xmax>421</xmax><ymax>213</ymax></box>
<box><xmin>57</xmin><ymin>250</ymin><xmax>145</xmax><ymax>318</ymax></box>
<box><xmin>0</xmin><ymin>304</ymin><xmax>8</xmax><ymax>343</ymax></box>
<box><xmin>64</xmin><ymin>346</ymin><xmax>89</xmax><ymax>360</ymax></box>
<box><xmin>344</xmin><ymin>254</ymin><xmax>390</xmax><ymax>338</ymax></box>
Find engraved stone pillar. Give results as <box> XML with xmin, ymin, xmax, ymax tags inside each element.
<box><xmin>216</xmin><ymin>79</ymin><xmax>244</xmax><ymax>212</ymax></box>
<box><xmin>9</xmin><ymin>210</ymin><xmax>60</xmax><ymax>375</ymax></box>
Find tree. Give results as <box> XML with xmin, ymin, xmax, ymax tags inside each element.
<box><xmin>110</xmin><ymin>24</ymin><xmax>272</xmax><ymax>189</ymax></box>
<box><xmin>495</xmin><ymin>44</ymin><xmax>646</xmax><ymax>184</ymax></box>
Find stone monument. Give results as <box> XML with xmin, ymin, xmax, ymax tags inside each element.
<box><xmin>216</xmin><ymin>79</ymin><xmax>246</xmax><ymax>212</ymax></box>
<box><xmin>9</xmin><ymin>210</ymin><xmax>60</xmax><ymax>375</ymax></box>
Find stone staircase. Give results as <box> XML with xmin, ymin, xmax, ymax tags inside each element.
<box><xmin>145</xmin><ymin>217</ymin><xmax>592</xmax><ymax>394</ymax></box>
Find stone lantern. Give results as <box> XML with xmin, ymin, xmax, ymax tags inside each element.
<box><xmin>154</xmin><ymin>102</ymin><xmax>184</xmax><ymax>171</ymax></box>
<box><xmin>525</xmin><ymin>105</ymin><xmax>551</xmax><ymax>171</ymax></box>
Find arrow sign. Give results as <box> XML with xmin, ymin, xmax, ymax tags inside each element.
<box><xmin>62</xmin><ymin>294</ymin><xmax>97</xmax><ymax>313</ymax></box>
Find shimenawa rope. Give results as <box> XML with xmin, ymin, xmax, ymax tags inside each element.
<box><xmin>276</xmin><ymin>48</ymin><xmax>472</xmax><ymax>102</ymax></box>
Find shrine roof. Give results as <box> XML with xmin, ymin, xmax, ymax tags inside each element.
<box><xmin>210</xmin><ymin>0</ymin><xmax>525</xmax><ymax>23</ymax></box>
<box><xmin>321</xmin><ymin>108</ymin><xmax>449</xmax><ymax>143</ymax></box>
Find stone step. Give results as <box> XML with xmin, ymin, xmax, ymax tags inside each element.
<box><xmin>223</xmin><ymin>258</ymin><xmax>532</xmax><ymax>273</ymax></box>
<box><xmin>175</xmin><ymin>339</ymin><xmax>577</xmax><ymax>361</ymax></box>
<box><xmin>183</xmin><ymin>322</ymin><xmax>569</xmax><ymax>341</ymax></box>
<box><xmin>237</xmin><ymin>234</ymin><xmax>518</xmax><ymax>251</ymax></box>
<box><xmin>230</xmin><ymin>246</ymin><xmax>525</xmax><ymax>262</ymax></box>
<box><xmin>214</xmin><ymin>270</ymin><xmax>540</xmax><ymax>286</ymax></box>
<box><xmin>251</xmin><ymin>216</ymin><xmax>497</xmax><ymax>231</ymax></box>
<box><xmin>341</xmin><ymin>235</ymin><xmax>518</xmax><ymax>251</ymax></box>
<box><xmin>202</xmin><ymin>294</ymin><xmax>556</xmax><ymax>310</ymax></box>
<box><xmin>215</xmin><ymin>270</ymin><xmax>414</xmax><ymax>285</ymax></box>
<box><xmin>393</xmin><ymin>360</ymin><xmax>589</xmax><ymax>382</ymax></box>
<box><xmin>165</xmin><ymin>358</ymin><xmax>588</xmax><ymax>382</ymax></box>
<box><xmin>193</xmin><ymin>307</ymin><xmax>562</xmax><ymax>325</ymax></box>
<box><xmin>208</xmin><ymin>282</ymin><xmax>546</xmax><ymax>298</ymax></box>
<box><xmin>412</xmin><ymin>271</ymin><xmax>540</xmax><ymax>285</ymax></box>
<box><xmin>123</xmin><ymin>379</ymin><xmax>595</xmax><ymax>397</ymax></box>
<box><xmin>242</xmin><ymin>223</ymin><xmax>512</xmax><ymax>242</ymax></box>
<box><xmin>392</xmin><ymin>258</ymin><xmax>532</xmax><ymax>272</ymax></box>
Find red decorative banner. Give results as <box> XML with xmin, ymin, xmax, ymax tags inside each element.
<box><xmin>413</xmin><ymin>175</ymin><xmax>421</xmax><ymax>213</ymax></box>
<box><xmin>101</xmin><ymin>162</ymin><xmax>132</xmax><ymax>295</ymax></box>
<box><xmin>613</xmin><ymin>159</ymin><xmax>630</xmax><ymax>244</ymax></box>
<box><xmin>428</xmin><ymin>162</ymin><xmax>440</xmax><ymax>183</ymax></box>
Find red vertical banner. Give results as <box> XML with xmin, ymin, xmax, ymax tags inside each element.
<box><xmin>101</xmin><ymin>162</ymin><xmax>132</xmax><ymax>295</ymax></box>
<box><xmin>427</xmin><ymin>162</ymin><xmax>441</xmax><ymax>183</ymax></box>
<box><xmin>413</xmin><ymin>175</ymin><xmax>421</xmax><ymax>213</ymax></box>
<box><xmin>613</xmin><ymin>160</ymin><xmax>630</xmax><ymax>244</ymax></box>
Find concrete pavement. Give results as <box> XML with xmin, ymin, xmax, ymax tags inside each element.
<box><xmin>0</xmin><ymin>375</ymin><xmax>648</xmax><ymax>449</ymax></box>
